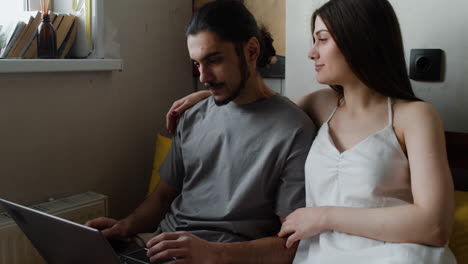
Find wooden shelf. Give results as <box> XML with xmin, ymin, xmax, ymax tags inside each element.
<box><xmin>0</xmin><ymin>59</ymin><xmax>123</xmax><ymax>73</ymax></box>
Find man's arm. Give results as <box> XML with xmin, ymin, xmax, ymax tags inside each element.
<box><xmin>86</xmin><ymin>180</ymin><xmax>179</xmax><ymax>238</ymax></box>
<box><xmin>146</xmin><ymin>218</ymin><xmax>298</xmax><ymax>264</ymax></box>
<box><xmin>90</xmin><ymin>116</ymin><xmax>185</xmax><ymax>238</ymax></box>
<box><xmin>213</xmin><ymin>218</ymin><xmax>298</xmax><ymax>264</ymax></box>
<box><xmin>122</xmin><ymin>180</ymin><xmax>180</xmax><ymax>235</ymax></box>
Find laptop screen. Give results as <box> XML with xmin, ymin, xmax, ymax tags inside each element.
<box><xmin>0</xmin><ymin>198</ymin><xmax>123</xmax><ymax>264</ymax></box>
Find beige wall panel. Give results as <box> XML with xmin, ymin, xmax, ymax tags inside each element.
<box><xmin>0</xmin><ymin>0</ymin><xmax>193</xmax><ymax>219</ymax></box>
<box><xmin>245</xmin><ymin>0</ymin><xmax>285</xmax><ymax>56</ymax></box>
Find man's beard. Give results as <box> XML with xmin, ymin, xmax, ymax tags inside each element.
<box><xmin>205</xmin><ymin>51</ymin><xmax>250</xmax><ymax>106</ymax></box>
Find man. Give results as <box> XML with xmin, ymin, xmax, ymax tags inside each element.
<box><xmin>87</xmin><ymin>1</ymin><xmax>316</xmax><ymax>263</ymax></box>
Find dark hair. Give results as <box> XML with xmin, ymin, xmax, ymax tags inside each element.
<box><xmin>186</xmin><ymin>0</ymin><xmax>275</xmax><ymax>68</ymax></box>
<box><xmin>312</xmin><ymin>0</ymin><xmax>420</xmax><ymax>102</ymax></box>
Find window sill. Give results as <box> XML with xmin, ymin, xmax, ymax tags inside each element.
<box><xmin>0</xmin><ymin>59</ymin><xmax>123</xmax><ymax>73</ymax></box>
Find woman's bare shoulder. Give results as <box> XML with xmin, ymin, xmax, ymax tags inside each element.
<box><xmin>393</xmin><ymin>99</ymin><xmax>444</xmax><ymax>137</ymax></box>
<box><xmin>394</xmin><ymin>99</ymin><xmax>441</xmax><ymax>123</ymax></box>
<box><xmin>296</xmin><ymin>88</ymin><xmax>338</xmax><ymax>126</ymax></box>
<box><xmin>391</xmin><ymin>99</ymin><xmax>443</xmax><ymax>156</ymax></box>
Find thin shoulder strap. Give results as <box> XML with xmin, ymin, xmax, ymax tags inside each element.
<box><xmin>326</xmin><ymin>97</ymin><xmax>344</xmax><ymax>124</ymax></box>
<box><xmin>325</xmin><ymin>105</ymin><xmax>338</xmax><ymax>124</ymax></box>
<box><xmin>387</xmin><ymin>97</ymin><xmax>393</xmax><ymax>126</ymax></box>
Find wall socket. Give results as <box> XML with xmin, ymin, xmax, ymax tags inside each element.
<box><xmin>409</xmin><ymin>49</ymin><xmax>443</xmax><ymax>81</ymax></box>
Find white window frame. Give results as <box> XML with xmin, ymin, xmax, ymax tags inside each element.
<box><xmin>24</xmin><ymin>0</ymin><xmax>30</xmax><ymax>10</ymax></box>
<box><xmin>28</xmin><ymin>0</ymin><xmax>42</xmax><ymax>11</ymax></box>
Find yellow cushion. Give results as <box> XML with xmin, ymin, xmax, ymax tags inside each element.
<box><xmin>146</xmin><ymin>133</ymin><xmax>172</xmax><ymax>196</ymax></box>
<box><xmin>450</xmin><ymin>190</ymin><xmax>468</xmax><ymax>263</ymax></box>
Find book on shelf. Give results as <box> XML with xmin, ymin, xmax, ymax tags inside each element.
<box><xmin>0</xmin><ymin>22</ymin><xmax>16</xmax><ymax>49</ymax></box>
<box><xmin>52</xmin><ymin>13</ymin><xmax>64</xmax><ymax>30</ymax></box>
<box><xmin>0</xmin><ymin>21</ymin><xmax>26</xmax><ymax>58</ymax></box>
<box><xmin>55</xmin><ymin>14</ymin><xmax>76</xmax><ymax>52</ymax></box>
<box><xmin>2</xmin><ymin>15</ymin><xmax>32</xmax><ymax>58</ymax></box>
<box><xmin>58</xmin><ymin>18</ymin><xmax>78</xmax><ymax>59</ymax></box>
<box><xmin>49</xmin><ymin>12</ymin><xmax>57</xmax><ymax>25</ymax></box>
<box><xmin>6</xmin><ymin>11</ymin><xmax>41</xmax><ymax>58</ymax></box>
<box><xmin>3</xmin><ymin>12</ymin><xmax>78</xmax><ymax>59</ymax></box>
<box><xmin>22</xmin><ymin>38</ymin><xmax>38</xmax><ymax>59</ymax></box>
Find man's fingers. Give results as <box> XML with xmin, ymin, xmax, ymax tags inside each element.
<box><xmin>147</xmin><ymin>232</ymin><xmax>195</xmax><ymax>262</ymax></box>
<box><xmin>84</xmin><ymin>217</ymin><xmax>102</xmax><ymax>227</ymax></box>
<box><xmin>163</xmin><ymin>258</ymin><xmax>187</xmax><ymax>264</ymax></box>
<box><xmin>85</xmin><ymin>217</ymin><xmax>116</xmax><ymax>229</ymax></box>
<box><xmin>149</xmin><ymin>248</ymin><xmax>188</xmax><ymax>263</ymax></box>
<box><xmin>101</xmin><ymin>223</ymin><xmax>123</xmax><ymax>238</ymax></box>
<box><xmin>147</xmin><ymin>239</ymin><xmax>184</xmax><ymax>256</ymax></box>
<box><xmin>101</xmin><ymin>228</ymin><xmax>115</xmax><ymax>238</ymax></box>
<box><xmin>147</xmin><ymin>232</ymin><xmax>181</xmax><ymax>248</ymax></box>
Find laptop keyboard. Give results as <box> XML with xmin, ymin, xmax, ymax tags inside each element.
<box><xmin>120</xmin><ymin>248</ymin><xmax>151</xmax><ymax>264</ymax></box>
<box><xmin>119</xmin><ymin>255</ymin><xmax>148</xmax><ymax>264</ymax></box>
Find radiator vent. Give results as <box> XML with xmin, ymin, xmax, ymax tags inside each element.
<box><xmin>0</xmin><ymin>192</ymin><xmax>108</xmax><ymax>264</ymax></box>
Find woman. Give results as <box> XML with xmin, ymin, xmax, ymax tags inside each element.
<box><xmin>167</xmin><ymin>0</ymin><xmax>456</xmax><ymax>262</ymax></box>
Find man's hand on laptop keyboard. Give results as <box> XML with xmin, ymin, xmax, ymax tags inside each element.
<box><xmin>146</xmin><ymin>231</ymin><xmax>220</xmax><ymax>264</ymax></box>
<box><xmin>85</xmin><ymin>217</ymin><xmax>132</xmax><ymax>239</ymax></box>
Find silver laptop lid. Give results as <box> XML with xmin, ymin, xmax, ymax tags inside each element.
<box><xmin>0</xmin><ymin>198</ymin><xmax>121</xmax><ymax>264</ymax></box>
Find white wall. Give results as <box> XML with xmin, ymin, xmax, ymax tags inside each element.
<box><xmin>0</xmin><ymin>0</ymin><xmax>193</xmax><ymax>218</ymax></box>
<box><xmin>286</xmin><ymin>0</ymin><xmax>468</xmax><ymax>132</ymax></box>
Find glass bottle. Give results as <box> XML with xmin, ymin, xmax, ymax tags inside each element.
<box><xmin>37</xmin><ymin>13</ymin><xmax>57</xmax><ymax>59</ymax></box>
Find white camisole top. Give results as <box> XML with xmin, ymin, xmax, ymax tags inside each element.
<box><xmin>293</xmin><ymin>97</ymin><xmax>456</xmax><ymax>264</ymax></box>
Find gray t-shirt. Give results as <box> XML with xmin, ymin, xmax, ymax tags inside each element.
<box><xmin>159</xmin><ymin>94</ymin><xmax>316</xmax><ymax>242</ymax></box>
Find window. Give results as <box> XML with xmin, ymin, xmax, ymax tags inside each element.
<box><xmin>0</xmin><ymin>0</ymin><xmax>27</xmax><ymax>27</ymax></box>
<box><xmin>0</xmin><ymin>0</ymin><xmax>122</xmax><ymax>72</ymax></box>
<box><xmin>0</xmin><ymin>0</ymin><xmax>102</xmax><ymax>58</ymax></box>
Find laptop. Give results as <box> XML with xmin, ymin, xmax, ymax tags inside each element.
<box><xmin>0</xmin><ymin>198</ymin><xmax>170</xmax><ymax>264</ymax></box>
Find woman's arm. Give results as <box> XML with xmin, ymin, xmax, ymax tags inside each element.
<box><xmin>166</xmin><ymin>90</ymin><xmax>211</xmax><ymax>134</ymax></box>
<box><xmin>280</xmin><ymin>101</ymin><xmax>454</xmax><ymax>248</ymax></box>
<box><xmin>146</xmin><ymin>218</ymin><xmax>298</xmax><ymax>264</ymax></box>
<box><xmin>165</xmin><ymin>88</ymin><xmax>336</xmax><ymax>133</ymax></box>
<box><xmin>165</xmin><ymin>89</ymin><xmax>315</xmax><ymax>133</ymax></box>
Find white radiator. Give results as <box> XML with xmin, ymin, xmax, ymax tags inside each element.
<box><xmin>0</xmin><ymin>191</ymin><xmax>108</xmax><ymax>264</ymax></box>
